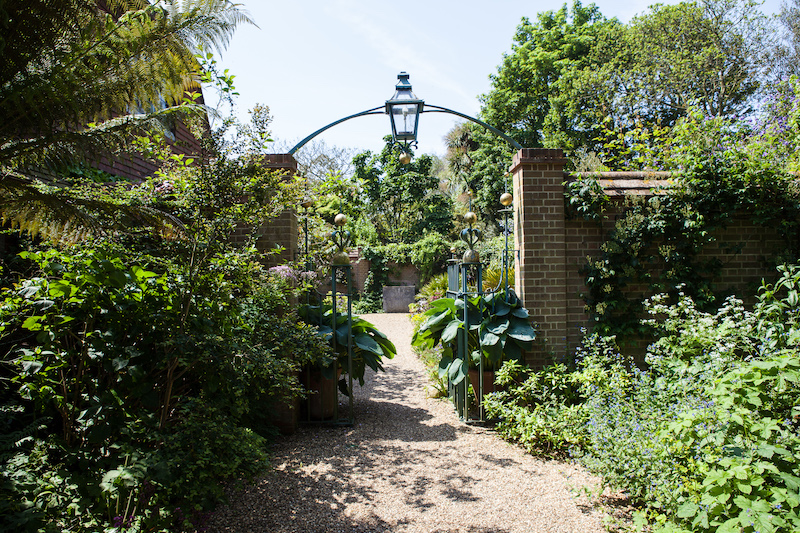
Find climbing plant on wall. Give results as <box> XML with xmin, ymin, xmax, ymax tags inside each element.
<box><xmin>572</xmin><ymin>149</ymin><xmax>800</xmax><ymax>339</ymax></box>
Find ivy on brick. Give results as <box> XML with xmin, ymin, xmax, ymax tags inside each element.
<box><xmin>571</xmin><ymin>157</ymin><xmax>800</xmax><ymax>340</ymax></box>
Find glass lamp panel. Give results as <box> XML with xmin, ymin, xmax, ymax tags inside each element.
<box><xmin>392</xmin><ymin>103</ymin><xmax>418</xmax><ymax>140</ymax></box>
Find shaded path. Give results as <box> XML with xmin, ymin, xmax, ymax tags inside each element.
<box><xmin>206</xmin><ymin>313</ymin><xmax>609</xmax><ymax>533</ymax></box>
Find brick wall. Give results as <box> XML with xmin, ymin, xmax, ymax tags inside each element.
<box><xmin>347</xmin><ymin>248</ymin><xmax>420</xmax><ymax>293</ymax></box>
<box><xmin>255</xmin><ymin>155</ymin><xmax>298</xmax><ymax>267</ymax></box>
<box><xmin>511</xmin><ymin>149</ymin><xmax>570</xmax><ymax>365</ymax></box>
<box><xmin>96</xmin><ymin>119</ymin><xmax>204</xmax><ymax>182</ymax></box>
<box><xmin>512</xmin><ymin>151</ymin><xmax>789</xmax><ymax>367</ymax></box>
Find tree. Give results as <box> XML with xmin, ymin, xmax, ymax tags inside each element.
<box><xmin>353</xmin><ymin>139</ymin><xmax>452</xmax><ymax>244</ymax></box>
<box><xmin>473</xmin><ymin>0</ymin><xmax>769</xmax><ymax>175</ymax></box>
<box><xmin>444</xmin><ymin>122</ymin><xmax>514</xmax><ymax>232</ymax></box>
<box><xmin>480</xmin><ymin>0</ymin><xmax>616</xmax><ymax>151</ymax></box>
<box><xmin>621</xmin><ymin>0</ymin><xmax>768</xmax><ymax>121</ymax></box>
<box><xmin>776</xmin><ymin>0</ymin><xmax>800</xmax><ymax>78</ymax></box>
<box><xmin>288</xmin><ymin>139</ymin><xmax>359</xmax><ymax>182</ymax></box>
<box><xmin>0</xmin><ymin>0</ymin><xmax>252</xmax><ymax>243</ymax></box>
<box><xmin>453</xmin><ymin>1</ymin><xmax>617</xmax><ymax>226</ymax></box>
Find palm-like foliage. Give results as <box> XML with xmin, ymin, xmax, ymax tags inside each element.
<box><xmin>0</xmin><ymin>0</ymin><xmax>253</xmax><ymax>243</ymax></box>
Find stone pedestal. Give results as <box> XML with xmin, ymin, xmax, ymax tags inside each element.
<box><xmin>382</xmin><ymin>285</ymin><xmax>416</xmax><ymax>313</ymax></box>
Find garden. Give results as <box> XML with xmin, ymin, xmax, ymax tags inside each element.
<box><xmin>2</xmin><ymin>1</ymin><xmax>800</xmax><ymax>532</ymax></box>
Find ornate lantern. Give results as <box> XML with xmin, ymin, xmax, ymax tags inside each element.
<box><xmin>385</xmin><ymin>72</ymin><xmax>424</xmax><ymax>145</ymax></box>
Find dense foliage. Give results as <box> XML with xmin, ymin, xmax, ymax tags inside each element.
<box><xmin>0</xmin><ymin>241</ymin><xmax>332</xmax><ymax>531</ymax></box>
<box><xmin>448</xmin><ymin>0</ymin><xmax>775</xmax><ymax>225</ymax></box>
<box><xmin>570</xmin><ymin>109</ymin><xmax>800</xmax><ymax>341</ymax></box>
<box><xmin>485</xmin><ymin>265</ymin><xmax>800</xmax><ymax>532</ymax></box>
<box><xmin>411</xmin><ymin>290</ymin><xmax>536</xmax><ymax>384</ymax></box>
<box><xmin>297</xmin><ymin>303</ymin><xmax>396</xmax><ymax>389</ymax></box>
<box><xmin>0</xmin><ymin>0</ymin><xmax>253</xmax><ymax>244</ymax></box>
<box><xmin>352</xmin><ymin>139</ymin><xmax>452</xmax><ymax>245</ymax></box>
<box><xmin>0</xmin><ymin>9</ymin><xmax>330</xmax><ymax>525</ymax></box>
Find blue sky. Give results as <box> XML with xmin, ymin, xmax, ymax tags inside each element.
<box><xmin>216</xmin><ymin>0</ymin><xmax>782</xmax><ymax>158</ymax></box>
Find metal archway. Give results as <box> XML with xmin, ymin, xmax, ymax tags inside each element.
<box><xmin>287</xmin><ymin>104</ymin><xmax>522</xmax><ymax>155</ymax></box>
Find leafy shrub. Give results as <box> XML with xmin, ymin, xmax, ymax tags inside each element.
<box><xmin>360</xmin><ymin>233</ymin><xmax>450</xmax><ymax>301</ymax></box>
<box><xmin>352</xmin><ymin>291</ymin><xmax>383</xmax><ymax>314</ymax></box>
<box><xmin>486</xmin><ymin>265</ymin><xmax>800</xmax><ymax>532</ymax></box>
<box><xmin>484</xmin><ymin>360</ymin><xmax>587</xmax><ymax>455</ymax></box>
<box><xmin>0</xmin><ymin>245</ymin><xmax>333</xmax><ymax>531</ymax></box>
<box><xmin>297</xmin><ymin>304</ymin><xmax>395</xmax><ymax>388</ymax></box>
<box><xmin>411</xmin><ymin>290</ymin><xmax>536</xmax><ymax>385</ymax></box>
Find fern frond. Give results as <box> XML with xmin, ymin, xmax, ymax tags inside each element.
<box><xmin>0</xmin><ymin>0</ymin><xmax>252</xmax><ymax>166</ymax></box>
<box><xmin>0</xmin><ymin>169</ymin><xmax>185</xmax><ymax>245</ymax></box>
<box><xmin>0</xmin><ymin>104</ymin><xmax>207</xmax><ymax>170</ymax></box>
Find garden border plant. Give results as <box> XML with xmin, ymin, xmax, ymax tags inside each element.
<box><xmin>482</xmin><ymin>264</ymin><xmax>800</xmax><ymax>533</ymax></box>
<box><xmin>411</xmin><ymin>289</ymin><xmax>536</xmax><ymax>389</ymax></box>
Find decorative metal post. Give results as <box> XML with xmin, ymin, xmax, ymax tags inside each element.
<box><xmin>447</xmin><ymin>191</ymin><xmax>516</xmax><ymax>423</ymax></box>
<box><xmin>500</xmin><ymin>191</ymin><xmax>513</xmax><ymax>300</ymax></box>
<box><xmin>329</xmin><ymin>214</ymin><xmax>354</xmax><ymax>425</ymax></box>
<box><xmin>303</xmin><ymin>213</ymin><xmax>355</xmax><ymax>426</ymax></box>
<box><xmin>450</xmin><ymin>192</ymin><xmax>485</xmax><ymax>421</ymax></box>
<box><xmin>301</xmin><ymin>199</ymin><xmax>314</xmax><ymax>305</ymax></box>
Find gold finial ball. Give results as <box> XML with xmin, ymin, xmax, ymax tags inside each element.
<box><xmin>399</xmin><ymin>152</ymin><xmax>412</xmax><ymax>165</ymax></box>
<box><xmin>334</xmin><ymin>213</ymin><xmax>347</xmax><ymax>226</ymax></box>
<box><xmin>332</xmin><ymin>251</ymin><xmax>351</xmax><ymax>265</ymax></box>
<box><xmin>463</xmin><ymin>249</ymin><xmax>480</xmax><ymax>263</ymax></box>
<box><xmin>500</xmin><ymin>192</ymin><xmax>513</xmax><ymax>206</ymax></box>
<box><xmin>464</xmin><ymin>211</ymin><xmax>477</xmax><ymax>225</ymax></box>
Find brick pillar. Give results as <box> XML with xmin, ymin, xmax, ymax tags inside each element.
<box><xmin>257</xmin><ymin>154</ymin><xmax>298</xmax><ymax>267</ymax></box>
<box><xmin>511</xmin><ymin>148</ymin><xmax>568</xmax><ymax>365</ymax></box>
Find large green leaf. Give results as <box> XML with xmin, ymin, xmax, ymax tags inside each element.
<box><xmin>449</xmin><ymin>356</ymin><xmax>469</xmax><ymax>385</ymax></box>
<box><xmin>354</xmin><ymin>333</ymin><xmax>382</xmax><ymax>356</ymax></box>
<box><xmin>455</xmin><ymin>297</ymin><xmax>483</xmax><ymax>325</ymax></box>
<box><xmin>510</xmin><ymin>337</ymin><xmax>533</xmax><ymax>352</ymax></box>
<box><xmin>421</xmin><ymin>308</ymin><xmax>453</xmax><ymax>332</ymax></box>
<box><xmin>373</xmin><ymin>335</ymin><xmax>396</xmax><ymax>358</ymax></box>
<box><xmin>507</xmin><ymin>318</ymin><xmax>536</xmax><ymax>341</ymax></box>
<box><xmin>428</xmin><ymin>297</ymin><xmax>456</xmax><ymax>312</ymax></box>
<box><xmin>486</xmin><ymin>315</ymin><xmax>509</xmax><ymax>335</ymax></box>
<box><xmin>441</xmin><ymin>319</ymin><xmax>462</xmax><ymax>343</ymax></box>
<box><xmin>335</xmin><ymin>323</ymin><xmax>351</xmax><ymax>347</ymax></box>
<box><xmin>480</xmin><ymin>327</ymin><xmax>500</xmax><ymax>346</ymax></box>
<box><xmin>483</xmin><ymin>340</ymin><xmax>504</xmax><ymax>364</ymax></box>
<box><xmin>359</xmin><ymin>350</ymin><xmax>382</xmax><ymax>372</ymax></box>
<box><xmin>512</xmin><ymin>306</ymin><xmax>529</xmax><ymax>319</ymax></box>
<box><xmin>438</xmin><ymin>354</ymin><xmax>453</xmax><ymax>379</ymax></box>
<box><xmin>503</xmin><ymin>338</ymin><xmax>523</xmax><ymax>360</ymax></box>
<box><xmin>485</xmin><ymin>293</ymin><xmax>511</xmax><ymax>316</ymax></box>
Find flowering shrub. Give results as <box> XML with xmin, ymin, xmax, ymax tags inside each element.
<box><xmin>487</xmin><ymin>265</ymin><xmax>800</xmax><ymax>532</ymax></box>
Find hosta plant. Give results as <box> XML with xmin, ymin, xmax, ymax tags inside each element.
<box><xmin>411</xmin><ymin>289</ymin><xmax>536</xmax><ymax>385</ymax></box>
<box><xmin>298</xmin><ymin>304</ymin><xmax>396</xmax><ymax>388</ymax></box>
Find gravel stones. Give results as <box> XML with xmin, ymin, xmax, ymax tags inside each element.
<box><xmin>205</xmin><ymin>313</ymin><xmax>612</xmax><ymax>533</ymax></box>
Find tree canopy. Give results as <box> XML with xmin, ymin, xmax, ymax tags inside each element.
<box><xmin>447</xmin><ymin>0</ymin><xmax>776</xmax><ymax>224</ymax></box>
<box><xmin>352</xmin><ymin>139</ymin><xmax>452</xmax><ymax>245</ymax></box>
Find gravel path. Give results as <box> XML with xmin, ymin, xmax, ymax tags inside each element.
<box><xmin>206</xmin><ymin>313</ymin><xmax>612</xmax><ymax>533</ymax></box>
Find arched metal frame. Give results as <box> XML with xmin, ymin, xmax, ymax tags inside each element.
<box><xmin>288</xmin><ymin>104</ymin><xmax>522</xmax><ymax>155</ymax></box>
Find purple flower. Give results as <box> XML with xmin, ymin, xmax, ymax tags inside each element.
<box><xmin>268</xmin><ymin>265</ymin><xmax>299</xmax><ymax>284</ymax></box>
